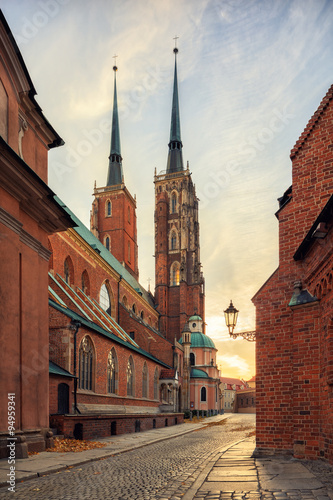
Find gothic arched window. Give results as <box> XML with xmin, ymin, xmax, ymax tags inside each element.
<box><xmin>64</xmin><ymin>256</ymin><xmax>74</xmax><ymax>285</ymax></box>
<box><xmin>105</xmin><ymin>236</ymin><xmax>110</xmax><ymax>251</ymax></box>
<box><xmin>106</xmin><ymin>200</ymin><xmax>111</xmax><ymax>217</ymax></box>
<box><xmin>79</xmin><ymin>336</ymin><xmax>94</xmax><ymax>391</ymax></box>
<box><xmin>127</xmin><ymin>356</ymin><xmax>135</xmax><ymax>396</ymax></box>
<box><xmin>81</xmin><ymin>270</ymin><xmax>90</xmax><ymax>295</ymax></box>
<box><xmin>171</xmin><ymin>192</ymin><xmax>177</xmax><ymax>213</ymax></box>
<box><xmin>154</xmin><ymin>368</ymin><xmax>159</xmax><ymax>400</ymax></box>
<box><xmin>142</xmin><ymin>362</ymin><xmax>148</xmax><ymax>398</ymax></box>
<box><xmin>107</xmin><ymin>348</ymin><xmax>118</xmax><ymax>394</ymax></box>
<box><xmin>170</xmin><ymin>231</ymin><xmax>177</xmax><ymax>250</ymax></box>
<box><xmin>100</xmin><ymin>282</ymin><xmax>114</xmax><ymax>317</ymax></box>
<box><xmin>201</xmin><ymin>386</ymin><xmax>207</xmax><ymax>402</ymax></box>
<box><xmin>170</xmin><ymin>262</ymin><xmax>180</xmax><ymax>286</ymax></box>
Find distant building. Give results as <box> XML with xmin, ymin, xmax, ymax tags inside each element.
<box><xmin>220</xmin><ymin>377</ymin><xmax>247</xmax><ymax>413</ymax></box>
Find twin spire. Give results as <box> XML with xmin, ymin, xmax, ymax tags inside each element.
<box><xmin>106</xmin><ymin>63</ymin><xmax>123</xmax><ymax>186</ymax></box>
<box><xmin>106</xmin><ymin>45</ymin><xmax>184</xmax><ymax>187</ymax></box>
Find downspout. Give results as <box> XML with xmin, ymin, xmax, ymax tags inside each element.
<box><xmin>118</xmin><ymin>276</ymin><xmax>122</xmax><ymax>324</ymax></box>
<box><xmin>70</xmin><ymin>320</ymin><xmax>81</xmax><ymax>414</ymax></box>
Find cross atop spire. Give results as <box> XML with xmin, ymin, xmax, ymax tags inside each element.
<box><xmin>166</xmin><ymin>43</ymin><xmax>183</xmax><ymax>174</ymax></box>
<box><xmin>106</xmin><ymin>60</ymin><xmax>123</xmax><ymax>186</ymax></box>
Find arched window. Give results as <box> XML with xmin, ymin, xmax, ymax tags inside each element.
<box><xmin>128</xmin><ymin>242</ymin><xmax>131</xmax><ymax>262</ymax></box>
<box><xmin>79</xmin><ymin>336</ymin><xmax>94</xmax><ymax>391</ymax></box>
<box><xmin>201</xmin><ymin>386</ymin><xmax>207</xmax><ymax>402</ymax></box>
<box><xmin>100</xmin><ymin>282</ymin><xmax>113</xmax><ymax>317</ymax></box>
<box><xmin>105</xmin><ymin>236</ymin><xmax>110</xmax><ymax>251</ymax></box>
<box><xmin>127</xmin><ymin>356</ymin><xmax>135</xmax><ymax>396</ymax></box>
<box><xmin>140</xmin><ymin>310</ymin><xmax>144</xmax><ymax>321</ymax></box>
<box><xmin>107</xmin><ymin>348</ymin><xmax>118</xmax><ymax>394</ymax></box>
<box><xmin>170</xmin><ymin>231</ymin><xmax>177</xmax><ymax>250</ymax></box>
<box><xmin>132</xmin><ymin>303</ymin><xmax>137</xmax><ymax>315</ymax></box>
<box><xmin>171</xmin><ymin>192</ymin><xmax>177</xmax><ymax>213</ymax></box>
<box><xmin>142</xmin><ymin>362</ymin><xmax>148</xmax><ymax>398</ymax></box>
<box><xmin>106</xmin><ymin>200</ymin><xmax>111</xmax><ymax>217</ymax></box>
<box><xmin>122</xmin><ymin>295</ymin><xmax>128</xmax><ymax>308</ymax></box>
<box><xmin>81</xmin><ymin>270</ymin><xmax>90</xmax><ymax>295</ymax></box>
<box><xmin>128</xmin><ymin>206</ymin><xmax>131</xmax><ymax>223</ymax></box>
<box><xmin>154</xmin><ymin>368</ymin><xmax>159</xmax><ymax>400</ymax></box>
<box><xmin>64</xmin><ymin>256</ymin><xmax>74</xmax><ymax>285</ymax></box>
<box><xmin>190</xmin><ymin>353</ymin><xmax>195</xmax><ymax>366</ymax></box>
<box><xmin>170</xmin><ymin>262</ymin><xmax>180</xmax><ymax>286</ymax></box>
<box><xmin>0</xmin><ymin>79</ymin><xmax>8</xmax><ymax>142</ymax></box>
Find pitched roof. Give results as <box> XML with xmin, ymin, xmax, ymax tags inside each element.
<box><xmin>49</xmin><ymin>361</ymin><xmax>75</xmax><ymax>378</ymax></box>
<box><xmin>54</xmin><ymin>196</ymin><xmax>155</xmax><ymax>308</ymax></box>
<box><xmin>49</xmin><ymin>298</ymin><xmax>170</xmax><ymax>368</ymax></box>
<box><xmin>290</xmin><ymin>84</ymin><xmax>333</xmax><ymax>160</ymax></box>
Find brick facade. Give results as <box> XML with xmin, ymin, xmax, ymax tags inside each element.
<box><xmin>253</xmin><ymin>84</ymin><xmax>333</xmax><ymax>463</ymax></box>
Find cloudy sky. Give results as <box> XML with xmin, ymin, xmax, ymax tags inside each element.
<box><xmin>3</xmin><ymin>0</ymin><xmax>333</xmax><ymax>379</ymax></box>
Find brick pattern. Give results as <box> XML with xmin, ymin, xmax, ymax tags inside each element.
<box><xmin>253</xmin><ymin>85</ymin><xmax>333</xmax><ymax>463</ymax></box>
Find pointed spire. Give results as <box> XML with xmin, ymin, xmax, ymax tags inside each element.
<box><xmin>106</xmin><ymin>60</ymin><xmax>124</xmax><ymax>186</ymax></box>
<box><xmin>166</xmin><ymin>44</ymin><xmax>184</xmax><ymax>174</ymax></box>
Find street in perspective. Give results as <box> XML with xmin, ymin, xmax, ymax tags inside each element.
<box><xmin>0</xmin><ymin>414</ymin><xmax>332</xmax><ymax>500</ymax></box>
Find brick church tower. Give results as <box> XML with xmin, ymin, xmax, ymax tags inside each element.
<box><xmin>154</xmin><ymin>47</ymin><xmax>205</xmax><ymax>342</ymax></box>
<box><xmin>91</xmin><ymin>64</ymin><xmax>139</xmax><ymax>280</ymax></box>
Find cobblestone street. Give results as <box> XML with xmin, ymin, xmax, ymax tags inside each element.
<box><xmin>0</xmin><ymin>415</ymin><xmax>255</xmax><ymax>500</ymax></box>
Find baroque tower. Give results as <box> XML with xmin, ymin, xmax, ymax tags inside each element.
<box><xmin>154</xmin><ymin>47</ymin><xmax>205</xmax><ymax>342</ymax></box>
<box><xmin>91</xmin><ymin>63</ymin><xmax>139</xmax><ymax>280</ymax></box>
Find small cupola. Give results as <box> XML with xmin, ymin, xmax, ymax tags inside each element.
<box><xmin>182</xmin><ymin>322</ymin><xmax>191</xmax><ymax>345</ymax></box>
<box><xmin>188</xmin><ymin>315</ymin><xmax>203</xmax><ymax>333</ymax></box>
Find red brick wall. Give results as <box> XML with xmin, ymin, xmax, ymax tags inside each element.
<box><xmin>254</xmin><ymin>85</ymin><xmax>333</xmax><ymax>463</ymax></box>
<box><xmin>50</xmin><ymin>413</ymin><xmax>184</xmax><ymax>440</ymax></box>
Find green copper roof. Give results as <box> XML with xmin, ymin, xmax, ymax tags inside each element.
<box><xmin>49</xmin><ymin>361</ymin><xmax>75</xmax><ymax>378</ymax></box>
<box><xmin>189</xmin><ymin>315</ymin><xmax>202</xmax><ymax>322</ymax></box>
<box><xmin>191</xmin><ymin>368</ymin><xmax>209</xmax><ymax>379</ymax></box>
<box><xmin>107</xmin><ymin>66</ymin><xmax>123</xmax><ymax>186</ymax></box>
<box><xmin>53</xmin><ymin>196</ymin><xmax>154</xmax><ymax>308</ymax></box>
<box><xmin>166</xmin><ymin>48</ymin><xmax>183</xmax><ymax>174</ymax></box>
<box><xmin>179</xmin><ymin>332</ymin><xmax>216</xmax><ymax>349</ymax></box>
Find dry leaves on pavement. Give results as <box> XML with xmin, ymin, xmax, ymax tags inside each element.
<box><xmin>47</xmin><ymin>437</ymin><xmax>107</xmax><ymax>453</ymax></box>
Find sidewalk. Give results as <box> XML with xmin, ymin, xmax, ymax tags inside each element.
<box><xmin>188</xmin><ymin>437</ymin><xmax>333</xmax><ymax>500</ymax></box>
<box><xmin>0</xmin><ymin>414</ymin><xmax>332</xmax><ymax>499</ymax></box>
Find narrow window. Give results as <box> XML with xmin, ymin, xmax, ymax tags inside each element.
<box><xmin>128</xmin><ymin>242</ymin><xmax>131</xmax><ymax>262</ymax></box>
<box><xmin>154</xmin><ymin>368</ymin><xmax>159</xmax><ymax>400</ymax></box>
<box><xmin>100</xmin><ymin>283</ymin><xmax>112</xmax><ymax>316</ymax></box>
<box><xmin>201</xmin><ymin>387</ymin><xmax>207</xmax><ymax>402</ymax></box>
<box><xmin>106</xmin><ymin>200</ymin><xmax>111</xmax><ymax>217</ymax></box>
<box><xmin>79</xmin><ymin>336</ymin><xmax>94</xmax><ymax>390</ymax></box>
<box><xmin>171</xmin><ymin>193</ymin><xmax>177</xmax><ymax>213</ymax></box>
<box><xmin>81</xmin><ymin>270</ymin><xmax>90</xmax><ymax>295</ymax></box>
<box><xmin>190</xmin><ymin>353</ymin><xmax>195</xmax><ymax>366</ymax></box>
<box><xmin>127</xmin><ymin>357</ymin><xmax>135</xmax><ymax>396</ymax></box>
<box><xmin>107</xmin><ymin>349</ymin><xmax>117</xmax><ymax>394</ymax></box>
<box><xmin>142</xmin><ymin>362</ymin><xmax>148</xmax><ymax>398</ymax></box>
<box><xmin>105</xmin><ymin>236</ymin><xmax>110</xmax><ymax>251</ymax></box>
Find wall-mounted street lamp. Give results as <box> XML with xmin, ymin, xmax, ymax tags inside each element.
<box><xmin>224</xmin><ymin>300</ymin><xmax>256</xmax><ymax>342</ymax></box>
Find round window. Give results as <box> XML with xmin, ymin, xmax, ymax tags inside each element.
<box><xmin>192</xmin><ymin>322</ymin><xmax>196</xmax><ymax>328</ymax></box>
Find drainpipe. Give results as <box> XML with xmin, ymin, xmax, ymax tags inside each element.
<box><xmin>70</xmin><ymin>320</ymin><xmax>81</xmax><ymax>414</ymax></box>
<box><xmin>118</xmin><ymin>277</ymin><xmax>122</xmax><ymax>324</ymax></box>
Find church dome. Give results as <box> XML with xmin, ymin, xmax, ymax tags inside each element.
<box><xmin>179</xmin><ymin>331</ymin><xmax>216</xmax><ymax>349</ymax></box>
<box><xmin>190</xmin><ymin>368</ymin><xmax>209</xmax><ymax>378</ymax></box>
